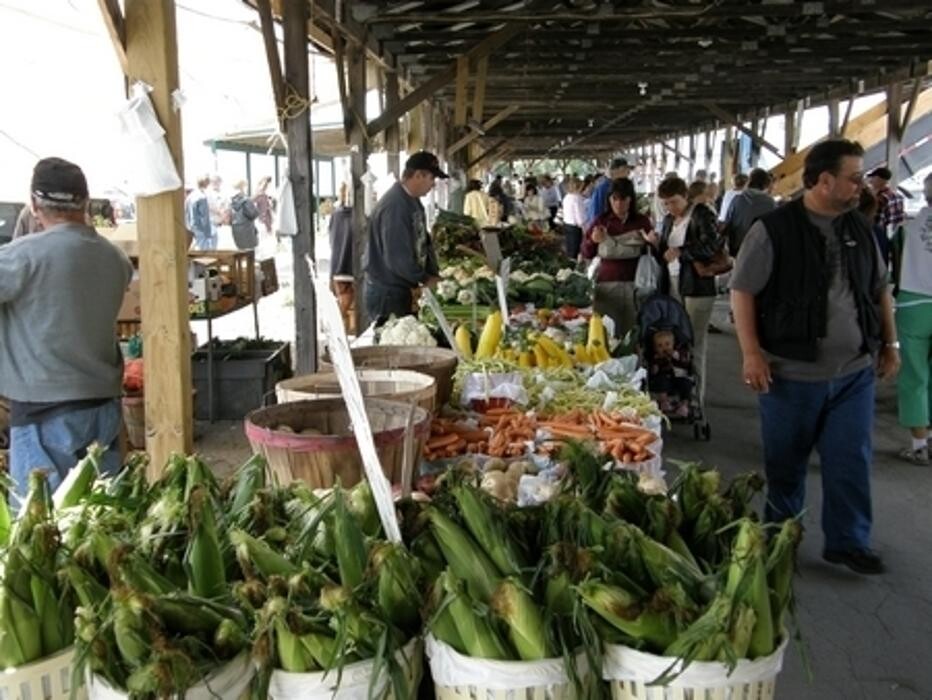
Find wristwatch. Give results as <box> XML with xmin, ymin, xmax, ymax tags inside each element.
<box><xmin>884</xmin><ymin>341</ymin><xmax>900</xmax><ymax>350</ymax></box>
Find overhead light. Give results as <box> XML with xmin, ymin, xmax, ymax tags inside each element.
<box><xmin>698</xmin><ymin>38</ymin><xmax>713</xmax><ymax>48</ymax></box>
<box><xmin>638</xmin><ymin>81</ymin><xmax>648</xmax><ymax>96</ymax></box>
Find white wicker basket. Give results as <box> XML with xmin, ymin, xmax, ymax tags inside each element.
<box><xmin>87</xmin><ymin>652</ymin><xmax>253</xmax><ymax>700</ymax></box>
<box><xmin>427</xmin><ymin>635</ymin><xmax>585</xmax><ymax>700</ymax></box>
<box><xmin>0</xmin><ymin>647</ymin><xmax>84</xmax><ymax>700</ymax></box>
<box><xmin>603</xmin><ymin>637</ymin><xmax>788</xmax><ymax>700</ymax></box>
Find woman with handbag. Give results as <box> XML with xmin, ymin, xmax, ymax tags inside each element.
<box><xmin>658</xmin><ymin>176</ymin><xmax>732</xmax><ymax>407</ymax></box>
<box><xmin>581</xmin><ymin>178</ymin><xmax>658</xmax><ymax>339</ymax></box>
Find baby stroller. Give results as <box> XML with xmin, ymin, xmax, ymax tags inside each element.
<box><xmin>636</xmin><ymin>293</ymin><xmax>711</xmax><ymax>441</ymax></box>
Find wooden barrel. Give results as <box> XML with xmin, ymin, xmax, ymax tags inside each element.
<box><xmin>336</xmin><ymin>346</ymin><xmax>459</xmax><ymax>408</ymax></box>
<box><xmin>244</xmin><ymin>398</ymin><xmax>429</xmax><ymax>490</ymax></box>
<box><xmin>275</xmin><ymin>369</ymin><xmax>436</xmax><ymax>414</ymax></box>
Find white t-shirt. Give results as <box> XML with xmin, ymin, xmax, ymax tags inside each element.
<box><xmin>666</xmin><ymin>214</ymin><xmax>690</xmax><ymax>277</ymax></box>
<box><xmin>562</xmin><ymin>193</ymin><xmax>586</xmax><ymax>227</ymax></box>
<box><xmin>900</xmin><ymin>204</ymin><xmax>932</xmax><ymax>300</ymax></box>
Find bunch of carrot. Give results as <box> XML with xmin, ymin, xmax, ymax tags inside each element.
<box><xmin>537</xmin><ymin>409</ymin><xmax>658</xmax><ymax>464</ymax></box>
<box><xmin>423</xmin><ymin>418</ymin><xmax>491</xmax><ymax>461</ymax></box>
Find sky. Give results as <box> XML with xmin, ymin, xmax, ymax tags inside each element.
<box><xmin>0</xmin><ymin>0</ymin><xmax>340</xmax><ymax>201</ymax></box>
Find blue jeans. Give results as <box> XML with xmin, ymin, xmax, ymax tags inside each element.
<box><xmin>759</xmin><ymin>367</ymin><xmax>875</xmax><ymax>551</ymax></box>
<box><xmin>10</xmin><ymin>400</ymin><xmax>122</xmax><ymax>499</ymax></box>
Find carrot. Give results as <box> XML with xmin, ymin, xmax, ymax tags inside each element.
<box><xmin>634</xmin><ymin>432</ymin><xmax>656</xmax><ymax>446</ymax></box>
<box><xmin>485</xmin><ymin>407</ymin><xmax>517</xmax><ymax>416</ymax></box>
<box><xmin>452</xmin><ymin>428</ymin><xmax>492</xmax><ymax>443</ymax></box>
<box><xmin>426</xmin><ymin>433</ymin><xmax>460</xmax><ymax>450</ymax></box>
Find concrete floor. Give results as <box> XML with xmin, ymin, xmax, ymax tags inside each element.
<box><xmin>196</xmin><ymin>303</ymin><xmax>932</xmax><ymax>699</ymax></box>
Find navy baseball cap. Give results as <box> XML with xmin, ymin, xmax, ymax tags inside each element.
<box><xmin>31</xmin><ymin>157</ymin><xmax>89</xmax><ymax>203</ymax></box>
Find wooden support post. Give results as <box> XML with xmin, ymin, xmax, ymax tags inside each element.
<box><xmin>840</xmin><ymin>97</ymin><xmax>855</xmax><ymax>136</ymax></box>
<box><xmin>348</xmin><ymin>42</ymin><xmax>369</xmax><ymax>332</ymax></box>
<box><xmin>687</xmin><ymin>133</ymin><xmax>697</xmax><ymax>180</ymax></box>
<box><xmin>255</xmin><ymin>0</ymin><xmax>285</xmax><ymax>126</ymax></box>
<box><xmin>705</xmin><ymin>129</ymin><xmax>716</xmax><ymax>172</ymax></box>
<box><xmin>282</xmin><ymin>0</ymin><xmax>317</xmax><ymax>373</ymax></box>
<box><xmin>885</xmin><ymin>82</ymin><xmax>903</xmax><ymax>184</ymax></box>
<box><xmin>784</xmin><ymin>102</ymin><xmax>797</xmax><ymax>156</ymax></box>
<box><xmin>472</xmin><ymin>56</ymin><xmax>488</xmax><ymax>123</ymax></box>
<box><xmin>124</xmin><ymin>0</ymin><xmax>191</xmax><ymax>474</ymax></box>
<box><xmin>97</xmin><ymin>0</ymin><xmax>128</xmax><ymax>77</ymax></box>
<box><xmin>454</xmin><ymin>56</ymin><xmax>469</xmax><ymax>128</ymax></box>
<box><xmin>385</xmin><ymin>70</ymin><xmax>400</xmax><ymax>178</ymax></box>
<box><xmin>793</xmin><ymin>98</ymin><xmax>805</xmax><ymax>148</ymax></box>
<box><xmin>446</xmin><ymin>104</ymin><xmax>519</xmax><ymax>157</ymax></box>
<box><xmin>827</xmin><ymin>98</ymin><xmax>839</xmax><ymax>137</ymax></box>
<box><xmin>721</xmin><ymin>126</ymin><xmax>736</xmax><ymax>186</ymax></box>
<box><xmin>748</xmin><ymin>118</ymin><xmax>761</xmax><ymax>168</ymax></box>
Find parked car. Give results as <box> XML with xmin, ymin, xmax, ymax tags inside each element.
<box><xmin>0</xmin><ymin>201</ymin><xmax>25</xmax><ymax>245</ymax></box>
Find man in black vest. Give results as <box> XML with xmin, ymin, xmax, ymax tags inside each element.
<box><xmin>730</xmin><ymin>139</ymin><xmax>899</xmax><ymax>575</ymax></box>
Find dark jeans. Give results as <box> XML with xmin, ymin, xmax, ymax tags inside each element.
<box><xmin>563</xmin><ymin>224</ymin><xmax>583</xmax><ymax>259</ymax></box>
<box><xmin>759</xmin><ymin>366</ymin><xmax>875</xmax><ymax>551</ymax></box>
<box><xmin>364</xmin><ymin>283</ymin><xmax>413</xmax><ymax>327</ymax></box>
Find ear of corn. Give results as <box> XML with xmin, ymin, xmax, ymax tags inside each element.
<box><xmin>184</xmin><ymin>486</ymin><xmax>226</xmax><ymax>599</ymax></box>
<box><xmin>428</xmin><ymin>573</ymin><xmax>464</xmax><ymax>653</ymax></box>
<box><xmin>113</xmin><ymin>594</ymin><xmax>151</xmax><ymax>668</ymax></box>
<box><xmin>455</xmin><ymin>324</ymin><xmax>474</xmax><ymax>359</ymax></box>
<box><xmin>428</xmin><ymin>507</ymin><xmax>501</xmax><ymax>603</ymax></box>
<box><xmin>578</xmin><ymin>581</ymin><xmax>677</xmax><ymax>651</ymax></box>
<box><xmin>332</xmin><ymin>489</ymin><xmax>368</xmax><ymax>590</ymax></box>
<box><xmin>491</xmin><ymin>578</ymin><xmax>552</xmax><ymax>661</ymax></box>
<box><xmin>766</xmin><ymin>518</ymin><xmax>802</xmax><ymax>634</ymax></box>
<box><xmin>475</xmin><ymin>311</ymin><xmax>503</xmax><ymax>359</ymax></box>
<box><xmin>371</xmin><ymin>542</ymin><xmax>421</xmax><ymax>634</ymax></box>
<box><xmin>53</xmin><ymin>444</ymin><xmax>101</xmax><ymax>511</ymax></box>
<box><xmin>724</xmin><ymin>519</ymin><xmax>774</xmax><ymax>658</ymax></box>
<box><xmin>274</xmin><ymin>616</ymin><xmax>316</xmax><ymax>672</ymax></box>
<box><xmin>452</xmin><ymin>485</ymin><xmax>525</xmax><ymax>579</ymax></box>
<box><xmin>443</xmin><ymin>575</ymin><xmax>512</xmax><ymax>660</ymax></box>
<box><xmin>230</xmin><ymin>529</ymin><xmax>300</xmax><ymax>579</ymax></box>
<box><xmin>347</xmin><ymin>480</ymin><xmax>381</xmax><ymax>538</ymax></box>
<box><xmin>0</xmin><ymin>587</ymin><xmax>43</xmax><ymax>668</ymax></box>
<box><xmin>228</xmin><ymin>454</ymin><xmax>267</xmax><ymax>521</ymax></box>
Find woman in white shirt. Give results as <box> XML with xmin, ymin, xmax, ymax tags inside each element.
<box><xmin>523</xmin><ymin>184</ymin><xmax>549</xmax><ymax>228</ymax></box>
<box><xmin>463</xmin><ymin>179</ymin><xmax>490</xmax><ymax>227</ymax></box>
<box><xmin>561</xmin><ymin>176</ymin><xmax>586</xmax><ymax>259</ymax></box>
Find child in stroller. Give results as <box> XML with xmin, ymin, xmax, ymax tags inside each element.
<box><xmin>647</xmin><ymin>329</ymin><xmax>692</xmax><ymax>417</ymax></box>
<box><xmin>636</xmin><ymin>293</ymin><xmax>710</xmax><ymax>439</ymax></box>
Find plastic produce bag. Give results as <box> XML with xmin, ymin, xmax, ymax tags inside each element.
<box><xmin>460</xmin><ymin>372</ymin><xmax>528</xmax><ymax>407</ymax></box>
<box><xmin>115</xmin><ymin>83</ymin><xmax>182</xmax><ymax>197</ymax></box>
<box><xmin>634</xmin><ymin>253</ymin><xmax>662</xmax><ymax>298</ymax></box>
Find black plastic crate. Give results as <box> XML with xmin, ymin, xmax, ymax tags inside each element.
<box><xmin>192</xmin><ymin>342</ymin><xmax>292</xmax><ymax>420</ymax></box>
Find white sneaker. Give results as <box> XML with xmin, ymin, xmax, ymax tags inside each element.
<box><xmin>899</xmin><ymin>446</ymin><xmax>930</xmax><ymax>466</ymax></box>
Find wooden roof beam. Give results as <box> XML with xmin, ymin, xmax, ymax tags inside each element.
<box><xmin>96</xmin><ymin>0</ymin><xmax>128</xmax><ymax>76</ymax></box>
<box><xmin>365</xmin><ymin>21</ymin><xmax>524</xmax><ymax>138</ymax></box>
<box><xmin>702</xmin><ymin>103</ymin><xmax>784</xmax><ymax>159</ymax></box>
<box><xmin>447</xmin><ymin>104</ymin><xmax>519</xmax><ymax>156</ymax></box>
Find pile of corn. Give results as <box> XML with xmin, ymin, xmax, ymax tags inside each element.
<box><xmin>405</xmin><ymin>445</ymin><xmax>802</xmax><ymax>688</ymax></box>
<box><xmin>228</xmin><ymin>464</ymin><xmax>423</xmax><ymax>697</ymax></box>
<box><xmin>0</xmin><ymin>462</ymin><xmax>90</xmax><ymax>670</ymax></box>
<box><xmin>65</xmin><ymin>453</ymin><xmax>250</xmax><ymax>696</ymax></box>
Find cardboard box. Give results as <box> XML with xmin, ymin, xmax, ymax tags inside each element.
<box><xmin>118</xmin><ymin>278</ymin><xmax>142</xmax><ymax>322</ymax></box>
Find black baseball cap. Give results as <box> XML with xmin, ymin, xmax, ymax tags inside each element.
<box><xmin>31</xmin><ymin>157</ymin><xmax>89</xmax><ymax>204</ymax></box>
<box><xmin>405</xmin><ymin>151</ymin><xmax>449</xmax><ymax>179</ymax></box>
<box><xmin>866</xmin><ymin>166</ymin><xmax>892</xmax><ymax>180</ymax></box>
<box><xmin>610</xmin><ymin>157</ymin><xmax>630</xmax><ymax>170</ymax></box>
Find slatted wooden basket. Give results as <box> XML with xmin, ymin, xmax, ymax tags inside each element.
<box><xmin>244</xmin><ymin>398</ymin><xmax>429</xmax><ymax>489</ymax></box>
<box><xmin>276</xmin><ymin>369</ymin><xmax>436</xmax><ymax>414</ymax></box>
<box><xmin>327</xmin><ymin>346</ymin><xmax>459</xmax><ymax>408</ymax></box>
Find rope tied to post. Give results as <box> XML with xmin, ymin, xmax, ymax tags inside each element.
<box><xmin>278</xmin><ymin>81</ymin><xmax>312</xmax><ymax>122</ymax></box>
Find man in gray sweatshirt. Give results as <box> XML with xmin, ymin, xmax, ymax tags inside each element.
<box><xmin>0</xmin><ymin>158</ymin><xmax>133</xmax><ymax>496</ymax></box>
<box><xmin>363</xmin><ymin>151</ymin><xmax>446</xmax><ymax>326</ymax></box>
<box><xmin>723</xmin><ymin>167</ymin><xmax>777</xmax><ymax>256</ymax></box>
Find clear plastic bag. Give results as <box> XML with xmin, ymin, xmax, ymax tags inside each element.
<box><xmin>634</xmin><ymin>254</ymin><xmax>662</xmax><ymax>297</ymax></box>
<box><xmin>115</xmin><ymin>84</ymin><xmax>182</xmax><ymax>197</ymax></box>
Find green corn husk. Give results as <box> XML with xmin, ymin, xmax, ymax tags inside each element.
<box><xmin>332</xmin><ymin>489</ymin><xmax>368</xmax><ymax>590</ymax></box>
<box><xmin>286</xmin><ymin>492</ymin><xmax>336</xmax><ymax>562</ymax></box>
<box><xmin>452</xmin><ymin>484</ymin><xmax>526</xmax><ymax>579</ymax></box>
<box><xmin>635</xmin><ymin>526</ymin><xmax>708</xmax><ymax>604</ymax></box>
<box><xmin>110</xmin><ymin>546</ymin><xmax>179</xmax><ymax>596</ymax></box>
<box><xmin>410</xmin><ymin>531</ymin><xmax>444</xmax><ymax>585</ymax></box>
<box><xmin>150</xmin><ymin>593</ymin><xmax>232</xmax><ymax>636</ymax></box>
<box><xmin>29</xmin><ymin>524</ymin><xmax>72</xmax><ymax>656</ymax></box>
<box><xmin>113</xmin><ymin>592</ymin><xmax>152</xmax><ymax>668</ymax></box>
<box><xmin>727</xmin><ymin>603</ymin><xmax>758</xmax><ymax>660</ymax></box>
<box><xmin>578</xmin><ymin>581</ymin><xmax>677</xmax><ymax>652</ymax></box>
<box><xmin>300</xmin><ymin>628</ymin><xmax>343</xmax><ymax>670</ymax></box>
<box><xmin>0</xmin><ymin>586</ymin><xmax>43</xmax><ymax>668</ymax></box>
<box><xmin>491</xmin><ymin>578</ymin><xmax>552</xmax><ymax>661</ymax></box>
<box><xmin>184</xmin><ymin>486</ymin><xmax>226</xmax><ymax>599</ymax></box>
<box><xmin>53</xmin><ymin>444</ymin><xmax>101</xmax><ymax>510</ymax></box>
<box><xmin>62</xmin><ymin>564</ymin><xmax>109</xmax><ymax>609</ymax></box>
<box><xmin>228</xmin><ymin>455</ymin><xmax>267</xmax><ymax>517</ymax></box>
<box><xmin>275</xmin><ymin>614</ymin><xmax>315</xmax><ymax>672</ymax></box>
<box><xmin>214</xmin><ymin>617</ymin><xmax>248</xmax><ymax>658</ymax></box>
<box><xmin>230</xmin><ymin>529</ymin><xmax>300</xmax><ymax>579</ymax></box>
<box><xmin>663</xmin><ymin>593</ymin><xmax>736</xmax><ymax>668</ymax></box>
<box><xmin>725</xmin><ymin>519</ymin><xmax>774</xmax><ymax>658</ymax></box>
<box><xmin>723</xmin><ymin>472</ymin><xmax>766</xmax><ymax>520</ymax></box>
<box><xmin>689</xmin><ymin>494</ymin><xmax>735</xmax><ymax>567</ymax></box>
<box><xmin>371</xmin><ymin>542</ymin><xmax>421</xmax><ymax>634</ymax></box>
<box><xmin>442</xmin><ymin>575</ymin><xmax>512</xmax><ymax>660</ymax></box>
<box><xmin>12</xmin><ymin>470</ymin><xmax>53</xmax><ymax>546</ymax></box>
<box><xmin>347</xmin><ymin>479</ymin><xmax>381</xmax><ymax>537</ymax></box>
<box><xmin>603</xmin><ymin>472</ymin><xmax>647</xmax><ymax>524</ymax></box>
<box><xmin>766</xmin><ymin>518</ymin><xmax>803</xmax><ymax>634</ymax></box>
<box><xmin>427</xmin><ymin>573</ymin><xmax>464</xmax><ymax>653</ymax></box>
<box><xmin>428</xmin><ymin>507</ymin><xmax>501</xmax><ymax>603</ymax></box>
<box><xmin>670</xmin><ymin>463</ymin><xmax>721</xmax><ymax>524</ymax></box>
